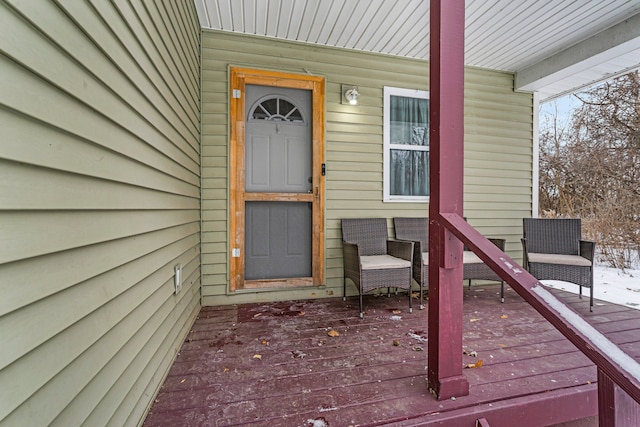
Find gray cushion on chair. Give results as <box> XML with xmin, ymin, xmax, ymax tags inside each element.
<box><xmin>528</xmin><ymin>252</ymin><xmax>592</xmax><ymax>267</ymax></box>
<box><xmin>421</xmin><ymin>252</ymin><xmax>429</xmax><ymax>265</ymax></box>
<box><xmin>361</xmin><ymin>255</ymin><xmax>412</xmax><ymax>270</ymax></box>
<box><xmin>463</xmin><ymin>251</ymin><xmax>482</xmax><ymax>264</ymax></box>
<box><xmin>423</xmin><ymin>251</ymin><xmax>485</xmax><ymax>265</ymax></box>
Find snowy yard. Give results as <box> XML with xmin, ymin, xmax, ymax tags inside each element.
<box><xmin>542</xmin><ymin>259</ymin><xmax>640</xmax><ymax>310</ymax></box>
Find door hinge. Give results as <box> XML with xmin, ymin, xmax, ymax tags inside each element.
<box><xmin>232</xmin><ymin>89</ymin><xmax>241</xmax><ymax>99</ymax></box>
<box><xmin>321</xmin><ymin>163</ymin><xmax>326</xmax><ymax>176</ymax></box>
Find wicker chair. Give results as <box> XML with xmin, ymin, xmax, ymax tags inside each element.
<box><xmin>393</xmin><ymin>217</ymin><xmax>507</xmax><ymax>303</ymax></box>
<box><xmin>463</xmin><ymin>238</ymin><xmax>507</xmax><ymax>303</ymax></box>
<box><xmin>341</xmin><ymin>218</ymin><xmax>414</xmax><ymax>318</ymax></box>
<box><xmin>522</xmin><ymin>218</ymin><xmax>595</xmax><ymax>311</ymax></box>
<box><xmin>392</xmin><ymin>217</ymin><xmax>428</xmax><ymax>310</ymax></box>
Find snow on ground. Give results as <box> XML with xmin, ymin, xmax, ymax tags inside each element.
<box><xmin>541</xmin><ymin>260</ymin><xmax>640</xmax><ymax>310</ymax></box>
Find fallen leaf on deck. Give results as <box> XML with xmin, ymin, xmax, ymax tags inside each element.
<box><xmin>299</xmin><ymin>311</ymin><xmax>306</xmax><ymax>316</ymax></box>
<box><xmin>261</xmin><ymin>339</ymin><xmax>269</xmax><ymax>345</ymax></box>
<box><xmin>253</xmin><ymin>313</ymin><xmax>262</xmax><ymax>318</ymax></box>
<box><xmin>223</xmin><ymin>368</ymin><xmax>229</xmax><ymax>372</ymax></box>
<box><xmin>292</xmin><ymin>350</ymin><xmax>306</xmax><ymax>359</ymax></box>
<box><xmin>413</xmin><ymin>346</ymin><xmax>424</xmax><ymax>351</ymax></box>
<box><xmin>392</xmin><ymin>309</ymin><xmax>402</xmax><ymax>315</ymax></box>
<box><xmin>500</xmin><ymin>314</ymin><xmax>508</xmax><ymax>319</ymax></box>
<box><xmin>498</xmin><ymin>344</ymin><xmax>506</xmax><ymax>348</ymax></box>
<box><xmin>328</xmin><ymin>330</ymin><xmax>340</xmax><ymax>337</ymax></box>
<box><xmin>470</xmin><ymin>318</ymin><xmax>481</xmax><ymax>322</ymax></box>
<box><xmin>393</xmin><ymin>340</ymin><xmax>400</xmax><ymax>346</ymax></box>
<box><xmin>180</xmin><ymin>379</ymin><xmax>186</xmax><ymax>383</ymax></box>
<box><xmin>407</xmin><ymin>332</ymin><xmax>428</xmax><ymax>342</ymax></box>
<box><xmin>253</xmin><ymin>354</ymin><xmax>262</xmax><ymax>360</ymax></box>
<box><xmin>412</xmin><ymin>292</ymin><xmax>420</xmax><ymax>299</ymax></box>
<box><xmin>463</xmin><ymin>349</ymin><xmax>478</xmax><ymax>357</ymax></box>
<box><xmin>465</xmin><ymin>359</ymin><xmax>483</xmax><ymax>369</ymax></box>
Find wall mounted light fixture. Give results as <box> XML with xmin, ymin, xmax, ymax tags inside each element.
<box><xmin>342</xmin><ymin>84</ymin><xmax>359</xmax><ymax>105</ymax></box>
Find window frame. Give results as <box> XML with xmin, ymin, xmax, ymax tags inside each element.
<box><xmin>383</xmin><ymin>86</ymin><xmax>430</xmax><ymax>203</ymax></box>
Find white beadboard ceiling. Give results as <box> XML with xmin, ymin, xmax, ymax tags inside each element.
<box><xmin>194</xmin><ymin>0</ymin><xmax>640</xmax><ymax>101</ymax></box>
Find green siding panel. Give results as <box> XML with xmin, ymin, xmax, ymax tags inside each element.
<box><xmin>0</xmin><ymin>1</ymin><xmax>201</xmax><ymax>426</ymax></box>
<box><xmin>200</xmin><ymin>30</ymin><xmax>533</xmax><ymax>305</ymax></box>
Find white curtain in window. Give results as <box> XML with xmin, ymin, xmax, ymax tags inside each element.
<box><xmin>389</xmin><ymin>95</ymin><xmax>429</xmax><ymax>197</ymax></box>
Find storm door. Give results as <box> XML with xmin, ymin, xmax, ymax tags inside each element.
<box><xmin>229</xmin><ymin>68</ymin><xmax>325</xmax><ymax>290</ymax></box>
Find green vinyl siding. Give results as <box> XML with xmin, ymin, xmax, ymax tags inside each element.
<box><xmin>0</xmin><ymin>1</ymin><xmax>200</xmax><ymax>426</ymax></box>
<box><xmin>200</xmin><ymin>31</ymin><xmax>533</xmax><ymax>306</ymax></box>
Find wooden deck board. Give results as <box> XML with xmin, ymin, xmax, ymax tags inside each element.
<box><xmin>143</xmin><ymin>284</ymin><xmax>640</xmax><ymax>427</ymax></box>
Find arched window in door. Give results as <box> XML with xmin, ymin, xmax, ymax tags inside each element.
<box><xmin>248</xmin><ymin>95</ymin><xmax>305</xmax><ymax>123</ymax></box>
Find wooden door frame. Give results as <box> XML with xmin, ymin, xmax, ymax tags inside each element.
<box><xmin>229</xmin><ymin>67</ymin><xmax>325</xmax><ymax>291</ymax></box>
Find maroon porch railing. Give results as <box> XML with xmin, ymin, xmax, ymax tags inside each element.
<box><xmin>428</xmin><ymin>1</ymin><xmax>640</xmax><ymax>424</ymax></box>
<box><xmin>440</xmin><ymin>213</ymin><xmax>640</xmax><ymax>425</ymax></box>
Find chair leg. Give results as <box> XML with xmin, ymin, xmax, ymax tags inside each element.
<box><xmin>468</xmin><ymin>279</ymin><xmax>471</xmax><ymax>289</ymax></box>
<box><xmin>590</xmin><ymin>285</ymin><xmax>594</xmax><ymax>312</ymax></box>
<box><xmin>579</xmin><ymin>285</ymin><xmax>583</xmax><ymax>299</ymax></box>
<box><xmin>419</xmin><ymin>281</ymin><xmax>424</xmax><ymax>310</ymax></box>
<box><xmin>408</xmin><ymin>283</ymin><xmax>413</xmax><ymax>314</ymax></box>
<box><xmin>343</xmin><ymin>278</ymin><xmax>347</xmax><ymax>302</ymax></box>
<box><xmin>359</xmin><ymin>290</ymin><xmax>364</xmax><ymax>319</ymax></box>
<box><xmin>387</xmin><ymin>287</ymin><xmax>391</xmax><ymax>297</ymax></box>
<box><xmin>500</xmin><ymin>281</ymin><xmax>504</xmax><ymax>303</ymax></box>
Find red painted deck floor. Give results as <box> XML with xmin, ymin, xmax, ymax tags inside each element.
<box><xmin>142</xmin><ymin>284</ymin><xmax>640</xmax><ymax>427</ymax></box>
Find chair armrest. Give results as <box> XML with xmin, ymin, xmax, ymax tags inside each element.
<box><xmin>387</xmin><ymin>239</ymin><xmax>414</xmax><ymax>262</ymax></box>
<box><xmin>521</xmin><ymin>238</ymin><xmax>529</xmax><ymax>266</ymax></box>
<box><xmin>579</xmin><ymin>240</ymin><xmax>595</xmax><ymax>262</ymax></box>
<box><xmin>395</xmin><ymin>239</ymin><xmax>421</xmax><ymax>265</ymax></box>
<box><xmin>414</xmin><ymin>240</ymin><xmax>426</xmax><ymax>265</ymax></box>
<box><xmin>489</xmin><ymin>238</ymin><xmax>506</xmax><ymax>251</ymax></box>
<box><xmin>342</xmin><ymin>242</ymin><xmax>360</xmax><ymax>273</ymax></box>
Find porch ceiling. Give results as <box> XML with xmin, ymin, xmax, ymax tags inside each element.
<box><xmin>194</xmin><ymin>0</ymin><xmax>640</xmax><ymax>101</ymax></box>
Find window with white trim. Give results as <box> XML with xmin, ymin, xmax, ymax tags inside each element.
<box><xmin>383</xmin><ymin>86</ymin><xmax>430</xmax><ymax>202</ymax></box>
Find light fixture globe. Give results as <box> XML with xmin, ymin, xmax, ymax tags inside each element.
<box><xmin>342</xmin><ymin>85</ymin><xmax>359</xmax><ymax>105</ymax></box>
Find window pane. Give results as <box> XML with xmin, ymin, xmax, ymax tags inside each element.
<box><xmin>390</xmin><ymin>149</ymin><xmax>429</xmax><ymax>197</ymax></box>
<box><xmin>390</xmin><ymin>95</ymin><xmax>429</xmax><ymax>146</ymax></box>
<box><xmin>384</xmin><ymin>87</ymin><xmax>430</xmax><ymax>202</ymax></box>
<box><xmin>262</xmin><ymin>98</ymin><xmax>278</xmax><ymax>115</ymax></box>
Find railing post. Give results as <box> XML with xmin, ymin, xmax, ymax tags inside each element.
<box><xmin>599</xmin><ymin>369</ymin><xmax>640</xmax><ymax>426</ymax></box>
<box><xmin>427</xmin><ymin>0</ymin><xmax>469</xmax><ymax>400</ymax></box>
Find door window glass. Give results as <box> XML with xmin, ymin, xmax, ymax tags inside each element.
<box><xmin>249</xmin><ymin>96</ymin><xmax>304</xmax><ymax>123</ymax></box>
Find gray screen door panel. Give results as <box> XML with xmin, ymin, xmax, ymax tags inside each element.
<box><xmin>245</xmin><ymin>202</ymin><xmax>312</xmax><ymax>279</ymax></box>
<box><xmin>245</xmin><ymin>85</ymin><xmax>312</xmax><ymax>281</ymax></box>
